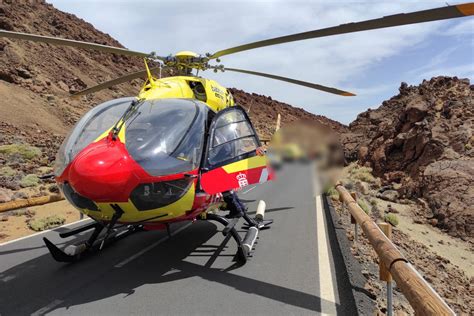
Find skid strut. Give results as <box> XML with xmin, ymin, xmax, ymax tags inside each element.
<box><xmin>205</xmin><ymin>213</ymin><xmax>248</xmax><ymax>263</ymax></box>
<box><xmin>204</xmin><ymin>199</ymin><xmax>272</xmax><ymax>263</ymax></box>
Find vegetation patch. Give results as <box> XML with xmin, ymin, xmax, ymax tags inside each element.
<box><xmin>384</xmin><ymin>213</ymin><xmax>399</xmax><ymax>226</ymax></box>
<box><xmin>0</xmin><ymin>166</ymin><xmax>16</xmax><ymax>177</ymax></box>
<box><xmin>0</xmin><ymin>144</ymin><xmax>41</xmax><ymax>160</ymax></box>
<box><xmin>36</xmin><ymin>166</ymin><xmax>53</xmax><ymax>175</ymax></box>
<box><xmin>357</xmin><ymin>199</ymin><xmax>370</xmax><ymax>214</ymax></box>
<box><xmin>20</xmin><ymin>174</ymin><xmax>40</xmax><ymax>187</ymax></box>
<box><xmin>27</xmin><ymin>215</ymin><xmax>65</xmax><ymax>232</ymax></box>
<box><xmin>325</xmin><ymin>186</ymin><xmax>339</xmax><ymax>201</ymax></box>
<box><xmin>348</xmin><ymin>163</ymin><xmax>376</xmax><ymax>183</ymax></box>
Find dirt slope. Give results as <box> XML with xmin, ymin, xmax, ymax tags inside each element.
<box><xmin>0</xmin><ymin>0</ymin><xmax>146</xmax><ymax>134</ymax></box>
<box><xmin>343</xmin><ymin>77</ymin><xmax>473</xmax><ymax>240</ymax></box>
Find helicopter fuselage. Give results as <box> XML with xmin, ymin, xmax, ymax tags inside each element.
<box><xmin>55</xmin><ymin>75</ymin><xmax>270</xmax><ymax>228</ymax></box>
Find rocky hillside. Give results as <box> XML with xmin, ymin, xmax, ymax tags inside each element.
<box><xmin>230</xmin><ymin>88</ymin><xmax>347</xmax><ymax>138</ymax></box>
<box><xmin>0</xmin><ymin>0</ymin><xmax>147</xmax><ymax>133</ymax></box>
<box><xmin>343</xmin><ymin>77</ymin><xmax>473</xmax><ymax>240</ymax></box>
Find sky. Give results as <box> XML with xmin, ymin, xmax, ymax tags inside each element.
<box><xmin>48</xmin><ymin>0</ymin><xmax>473</xmax><ymax>124</ymax></box>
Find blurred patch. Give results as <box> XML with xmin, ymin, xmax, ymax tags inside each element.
<box><xmin>267</xmin><ymin>120</ymin><xmax>343</xmax><ymax>164</ymax></box>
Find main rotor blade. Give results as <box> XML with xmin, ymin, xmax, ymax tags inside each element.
<box><xmin>71</xmin><ymin>67</ymin><xmax>160</xmax><ymax>98</ymax></box>
<box><xmin>223</xmin><ymin>67</ymin><xmax>355</xmax><ymax>96</ymax></box>
<box><xmin>0</xmin><ymin>30</ymin><xmax>155</xmax><ymax>58</ymax></box>
<box><xmin>210</xmin><ymin>3</ymin><xmax>474</xmax><ymax>59</ymax></box>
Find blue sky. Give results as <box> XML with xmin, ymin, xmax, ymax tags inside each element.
<box><xmin>48</xmin><ymin>0</ymin><xmax>473</xmax><ymax>124</ymax></box>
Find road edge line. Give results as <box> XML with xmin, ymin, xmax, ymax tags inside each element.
<box><xmin>323</xmin><ymin>191</ymin><xmax>376</xmax><ymax>315</ymax></box>
<box><xmin>312</xmin><ymin>166</ymin><xmax>337</xmax><ymax>314</ymax></box>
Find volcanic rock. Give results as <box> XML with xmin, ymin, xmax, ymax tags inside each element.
<box><xmin>378</xmin><ymin>190</ymin><xmax>399</xmax><ymax>202</ymax></box>
<box><xmin>343</xmin><ymin>77</ymin><xmax>473</xmax><ymax>239</ymax></box>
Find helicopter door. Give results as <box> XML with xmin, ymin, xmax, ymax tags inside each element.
<box><xmin>200</xmin><ymin>106</ymin><xmax>272</xmax><ymax>194</ymax></box>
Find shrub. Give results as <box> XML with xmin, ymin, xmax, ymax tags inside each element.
<box><xmin>0</xmin><ymin>144</ymin><xmax>41</xmax><ymax>160</ymax></box>
<box><xmin>325</xmin><ymin>186</ymin><xmax>339</xmax><ymax>201</ymax></box>
<box><xmin>28</xmin><ymin>215</ymin><xmax>65</xmax><ymax>231</ymax></box>
<box><xmin>20</xmin><ymin>174</ymin><xmax>40</xmax><ymax>187</ymax></box>
<box><xmin>384</xmin><ymin>213</ymin><xmax>399</xmax><ymax>226</ymax></box>
<box><xmin>0</xmin><ymin>166</ymin><xmax>16</xmax><ymax>177</ymax></box>
<box><xmin>349</xmin><ymin>165</ymin><xmax>375</xmax><ymax>183</ymax></box>
<box><xmin>370</xmin><ymin>199</ymin><xmax>378</xmax><ymax>206</ymax></box>
<box><xmin>357</xmin><ymin>199</ymin><xmax>370</xmax><ymax>214</ymax></box>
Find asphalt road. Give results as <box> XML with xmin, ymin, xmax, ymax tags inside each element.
<box><xmin>0</xmin><ymin>163</ymin><xmax>356</xmax><ymax>315</ymax></box>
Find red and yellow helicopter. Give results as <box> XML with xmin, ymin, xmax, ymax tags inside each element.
<box><xmin>1</xmin><ymin>2</ymin><xmax>472</xmax><ymax>263</ymax></box>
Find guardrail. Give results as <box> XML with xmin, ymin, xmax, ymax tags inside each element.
<box><xmin>0</xmin><ymin>194</ymin><xmax>64</xmax><ymax>213</ymax></box>
<box><xmin>335</xmin><ymin>183</ymin><xmax>455</xmax><ymax>316</ymax></box>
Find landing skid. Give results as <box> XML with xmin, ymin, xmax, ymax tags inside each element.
<box><xmin>44</xmin><ymin>201</ymin><xmax>272</xmax><ymax>264</ymax></box>
<box><xmin>43</xmin><ymin>223</ymin><xmax>141</xmax><ymax>263</ymax></box>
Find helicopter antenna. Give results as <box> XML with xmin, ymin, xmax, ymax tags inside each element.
<box><xmin>275</xmin><ymin>113</ymin><xmax>281</xmax><ymax>132</ymax></box>
<box><xmin>144</xmin><ymin>58</ymin><xmax>156</xmax><ymax>85</ymax></box>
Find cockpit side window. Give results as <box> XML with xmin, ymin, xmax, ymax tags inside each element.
<box><xmin>206</xmin><ymin>107</ymin><xmax>259</xmax><ymax>168</ymax></box>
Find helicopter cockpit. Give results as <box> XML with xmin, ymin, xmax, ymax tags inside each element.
<box><xmin>54</xmin><ymin>98</ymin><xmax>208</xmax><ymax>178</ymax></box>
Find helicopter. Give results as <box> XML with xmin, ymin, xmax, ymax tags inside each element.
<box><xmin>0</xmin><ymin>2</ymin><xmax>472</xmax><ymax>264</ymax></box>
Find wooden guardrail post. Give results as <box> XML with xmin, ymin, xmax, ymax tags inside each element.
<box><xmin>350</xmin><ymin>192</ymin><xmax>358</xmax><ymax>243</ymax></box>
<box><xmin>335</xmin><ymin>183</ymin><xmax>455</xmax><ymax>315</ymax></box>
<box><xmin>378</xmin><ymin>222</ymin><xmax>393</xmax><ymax>316</ymax></box>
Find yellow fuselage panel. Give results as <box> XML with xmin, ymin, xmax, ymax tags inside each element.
<box><xmin>138</xmin><ymin>76</ymin><xmax>233</xmax><ymax>112</ymax></box>
<box><xmin>82</xmin><ymin>183</ymin><xmax>196</xmax><ymax>223</ymax></box>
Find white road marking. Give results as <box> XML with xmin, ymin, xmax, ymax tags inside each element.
<box><xmin>0</xmin><ymin>218</ymin><xmax>91</xmax><ymax>247</ymax></box>
<box><xmin>313</xmin><ymin>166</ymin><xmax>337</xmax><ymax>315</ymax></box>
<box><xmin>31</xmin><ymin>299</ymin><xmax>64</xmax><ymax>316</ymax></box>
<box><xmin>315</xmin><ymin>194</ymin><xmax>337</xmax><ymax>314</ymax></box>
<box><xmin>114</xmin><ymin>222</ymin><xmax>193</xmax><ymax>268</ymax></box>
<box><xmin>242</xmin><ymin>186</ymin><xmax>256</xmax><ymax>195</ymax></box>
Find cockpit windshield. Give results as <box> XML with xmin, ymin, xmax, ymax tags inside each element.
<box><xmin>54</xmin><ymin>98</ymin><xmax>207</xmax><ymax>177</ymax></box>
<box><xmin>124</xmin><ymin>99</ymin><xmax>206</xmax><ymax>176</ymax></box>
<box><xmin>54</xmin><ymin>97</ymin><xmax>135</xmax><ymax>176</ymax></box>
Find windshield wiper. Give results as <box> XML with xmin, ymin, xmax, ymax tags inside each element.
<box><xmin>110</xmin><ymin>99</ymin><xmax>142</xmax><ymax>140</ymax></box>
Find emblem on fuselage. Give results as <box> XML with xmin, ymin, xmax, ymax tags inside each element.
<box><xmin>236</xmin><ymin>173</ymin><xmax>249</xmax><ymax>188</ymax></box>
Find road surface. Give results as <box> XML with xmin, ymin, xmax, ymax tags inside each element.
<box><xmin>0</xmin><ymin>164</ymin><xmax>356</xmax><ymax>315</ymax></box>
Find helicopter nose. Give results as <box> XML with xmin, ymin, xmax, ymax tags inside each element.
<box><xmin>67</xmin><ymin>139</ymin><xmax>137</xmax><ymax>202</ymax></box>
